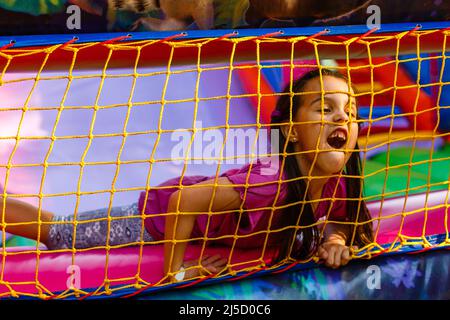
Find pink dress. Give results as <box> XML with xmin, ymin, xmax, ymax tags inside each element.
<box><xmin>138</xmin><ymin>158</ymin><xmax>348</xmax><ymax>249</ymax></box>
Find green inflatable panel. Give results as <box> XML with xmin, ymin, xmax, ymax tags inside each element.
<box><xmin>363</xmin><ymin>144</ymin><xmax>450</xmax><ymax>200</ymax></box>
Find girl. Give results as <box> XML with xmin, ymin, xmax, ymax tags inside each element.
<box><xmin>0</xmin><ymin>68</ymin><xmax>373</xmax><ymax>282</ymax></box>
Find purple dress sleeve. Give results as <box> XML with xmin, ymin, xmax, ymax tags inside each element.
<box><xmin>213</xmin><ymin>158</ymin><xmax>288</xmax><ymax>248</ymax></box>
<box><xmin>138</xmin><ymin>175</ymin><xmax>212</xmax><ymax>241</ymax></box>
<box><xmin>223</xmin><ymin>159</ymin><xmax>287</xmax><ymax>224</ymax></box>
<box><xmin>138</xmin><ymin>157</ymin><xmax>288</xmax><ymax>249</ymax></box>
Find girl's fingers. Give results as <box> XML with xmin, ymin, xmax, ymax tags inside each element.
<box><xmin>325</xmin><ymin>246</ymin><xmax>336</xmax><ymax>267</ymax></box>
<box><xmin>205</xmin><ymin>263</ymin><xmax>223</xmax><ymax>274</ymax></box>
<box><xmin>184</xmin><ymin>267</ymin><xmax>199</xmax><ymax>280</ymax></box>
<box><xmin>341</xmin><ymin>248</ymin><xmax>351</xmax><ymax>266</ymax></box>
<box><xmin>213</xmin><ymin>258</ymin><xmax>228</xmax><ymax>268</ymax></box>
<box><xmin>183</xmin><ymin>255</ymin><xmax>211</xmax><ymax>269</ymax></box>
<box><xmin>205</xmin><ymin>265</ymin><xmax>218</xmax><ymax>274</ymax></box>
<box><xmin>202</xmin><ymin>257</ymin><xmax>228</xmax><ymax>274</ymax></box>
<box><xmin>200</xmin><ymin>255</ymin><xmax>212</xmax><ymax>265</ymax></box>
<box><xmin>319</xmin><ymin>244</ymin><xmax>356</xmax><ymax>268</ymax></box>
<box><xmin>202</xmin><ymin>254</ymin><xmax>222</xmax><ymax>265</ymax></box>
<box><xmin>181</xmin><ymin>255</ymin><xmax>228</xmax><ymax>278</ymax></box>
<box><xmin>318</xmin><ymin>246</ymin><xmax>328</xmax><ymax>260</ymax></box>
<box><xmin>332</xmin><ymin>247</ymin><xmax>342</xmax><ymax>268</ymax></box>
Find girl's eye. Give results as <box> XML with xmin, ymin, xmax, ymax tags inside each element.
<box><xmin>319</xmin><ymin>106</ymin><xmax>331</xmax><ymax>112</ymax></box>
<box><xmin>347</xmin><ymin>110</ymin><xmax>357</xmax><ymax>118</ymax></box>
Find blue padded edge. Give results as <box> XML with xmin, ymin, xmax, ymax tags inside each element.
<box><xmin>7</xmin><ymin>233</ymin><xmax>449</xmax><ymax>300</ymax></box>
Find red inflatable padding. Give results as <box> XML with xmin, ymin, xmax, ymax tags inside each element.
<box><xmin>235</xmin><ymin>66</ymin><xmax>278</xmax><ymax>124</ymax></box>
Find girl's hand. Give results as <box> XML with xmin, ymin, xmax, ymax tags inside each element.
<box><xmin>181</xmin><ymin>254</ymin><xmax>228</xmax><ymax>281</ymax></box>
<box><xmin>317</xmin><ymin>241</ymin><xmax>356</xmax><ymax>269</ymax></box>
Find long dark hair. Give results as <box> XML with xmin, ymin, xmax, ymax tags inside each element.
<box><xmin>271</xmin><ymin>68</ymin><xmax>374</xmax><ymax>263</ymax></box>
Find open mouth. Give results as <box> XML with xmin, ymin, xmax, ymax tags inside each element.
<box><xmin>326</xmin><ymin>128</ymin><xmax>348</xmax><ymax>149</ymax></box>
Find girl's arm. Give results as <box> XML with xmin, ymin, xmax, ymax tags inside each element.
<box><xmin>163</xmin><ymin>177</ymin><xmax>242</xmax><ymax>281</ymax></box>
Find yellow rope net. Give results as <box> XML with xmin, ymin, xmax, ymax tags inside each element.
<box><xmin>0</xmin><ymin>27</ymin><xmax>449</xmax><ymax>299</ymax></box>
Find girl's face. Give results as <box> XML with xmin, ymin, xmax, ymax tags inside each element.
<box><xmin>284</xmin><ymin>76</ymin><xmax>358</xmax><ymax>176</ymax></box>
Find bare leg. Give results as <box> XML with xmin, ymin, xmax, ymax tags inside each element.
<box><xmin>0</xmin><ymin>197</ymin><xmax>54</xmax><ymax>246</ymax></box>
